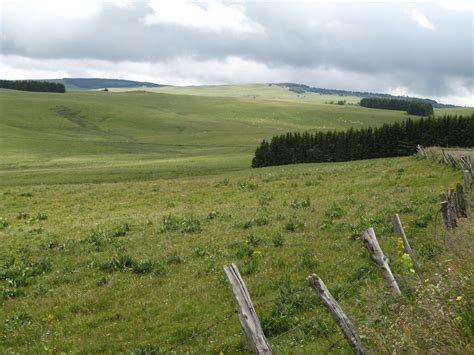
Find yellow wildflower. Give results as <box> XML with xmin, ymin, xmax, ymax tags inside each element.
<box><xmin>253</xmin><ymin>250</ymin><xmax>262</xmax><ymax>257</ymax></box>
<box><xmin>396</xmin><ymin>237</ymin><xmax>404</xmax><ymax>249</ymax></box>
<box><xmin>43</xmin><ymin>314</ymin><xmax>54</xmax><ymax>323</ymax></box>
<box><xmin>456</xmin><ymin>295</ymin><xmax>463</xmax><ymax>302</ymax></box>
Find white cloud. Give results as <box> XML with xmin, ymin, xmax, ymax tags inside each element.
<box><xmin>2</xmin><ymin>54</ymin><xmax>471</xmax><ymax>106</ymax></box>
<box><xmin>1</xmin><ymin>0</ymin><xmax>132</xmax><ymax>20</ymax></box>
<box><xmin>434</xmin><ymin>0</ymin><xmax>474</xmax><ymax>12</ymax></box>
<box><xmin>411</xmin><ymin>9</ymin><xmax>435</xmax><ymax>30</ymax></box>
<box><xmin>143</xmin><ymin>0</ymin><xmax>263</xmax><ymax>33</ymax></box>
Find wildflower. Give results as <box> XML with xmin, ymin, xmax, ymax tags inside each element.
<box><xmin>396</xmin><ymin>237</ymin><xmax>404</xmax><ymax>250</ymax></box>
<box><xmin>43</xmin><ymin>314</ymin><xmax>54</xmax><ymax>323</ymax></box>
<box><xmin>253</xmin><ymin>250</ymin><xmax>262</xmax><ymax>257</ymax></box>
<box><xmin>456</xmin><ymin>295</ymin><xmax>463</xmax><ymax>302</ymax></box>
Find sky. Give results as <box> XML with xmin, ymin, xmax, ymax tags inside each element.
<box><xmin>0</xmin><ymin>0</ymin><xmax>473</xmax><ymax>105</ymax></box>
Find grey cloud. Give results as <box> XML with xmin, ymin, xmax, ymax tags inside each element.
<box><xmin>0</xmin><ymin>1</ymin><xmax>472</xmax><ymax>102</ymax></box>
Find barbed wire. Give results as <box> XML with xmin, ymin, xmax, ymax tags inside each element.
<box><xmin>162</xmin><ymin>247</ymin><xmax>370</xmax><ymax>352</ymax></box>
<box><xmin>162</xmin><ymin>309</ymin><xmax>236</xmax><ymax>354</ymax></box>
<box><xmin>323</xmin><ymin>336</ymin><xmax>345</xmax><ymax>354</ymax></box>
<box><xmin>268</xmin><ymin>265</ymin><xmax>375</xmax><ymax>346</ymax></box>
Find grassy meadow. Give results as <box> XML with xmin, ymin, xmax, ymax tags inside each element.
<box><xmin>0</xmin><ymin>156</ymin><xmax>472</xmax><ymax>353</ymax></box>
<box><xmin>3</xmin><ymin>85</ymin><xmax>473</xmax><ymax>186</ymax></box>
<box><xmin>0</xmin><ymin>84</ymin><xmax>473</xmax><ymax>353</ymax></box>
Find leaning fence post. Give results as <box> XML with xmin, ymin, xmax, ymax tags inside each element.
<box><xmin>464</xmin><ymin>170</ymin><xmax>472</xmax><ymax>211</ymax></box>
<box><xmin>390</xmin><ymin>214</ymin><xmax>421</xmax><ymax>275</ymax></box>
<box><xmin>361</xmin><ymin>228</ymin><xmax>401</xmax><ymax>295</ymax></box>
<box><xmin>223</xmin><ymin>263</ymin><xmax>272</xmax><ymax>355</ymax></box>
<box><xmin>307</xmin><ymin>274</ymin><xmax>365</xmax><ymax>355</ymax></box>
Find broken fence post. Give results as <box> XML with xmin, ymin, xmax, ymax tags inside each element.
<box><xmin>307</xmin><ymin>274</ymin><xmax>365</xmax><ymax>355</ymax></box>
<box><xmin>223</xmin><ymin>263</ymin><xmax>272</xmax><ymax>355</ymax></box>
<box><xmin>464</xmin><ymin>170</ymin><xmax>472</xmax><ymax>211</ymax></box>
<box><xmin>391</xmin><ymin>214</ymin><xmax>421</xmax><ymax>275</ymax></box>
<box><xmin>361</xmin><ymin>228</ymin><xmax>401</xmax><ymax>295</ymax></box>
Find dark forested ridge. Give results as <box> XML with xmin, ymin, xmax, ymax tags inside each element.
<box><xmin>44</xmin><ymin>78</ymin><xmax>165</xmax><ymax>89</ymax></box>
<box><xmin>0</xmin><ymin>80</ymin><xmax>65</xmax><ymax>93</ymax></box>
<box><xmin>252</xmin><ymin>115</ymin><xmax>474</xmax><ymax>168</ymax></box>
<box><xmin>360</xmin><ymin>98</ymin><xmax>434</xmax><ymax>116</ymax></box>
<box><xmin>276</xmin><ymin>83</ymin><xmax>456</xmax><ymax>108</ymax></box>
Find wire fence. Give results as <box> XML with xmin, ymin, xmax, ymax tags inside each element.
<box><xmin>162</xmin><ymin>249</ymin><xmax>373</xmax><ymax>353</ymax></box>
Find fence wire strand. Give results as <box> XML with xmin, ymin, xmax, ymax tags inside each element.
<box><xmin>163</xmin><ymin>250</ymin><xmax>369</xmax><ymax>352</ymax></box>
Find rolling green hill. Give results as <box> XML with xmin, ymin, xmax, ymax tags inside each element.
<box><xmin>0</xmin><ymin>84</ymin><xmax>472</xmax><ymax>353</ymax></box>
<box><xmin>1</xmin><ymin>86</ymin><xmax>472</xmax><ymax>186</ymax></box>
<box><xmin>1</xmin><ymin>86</ymin><xmax>473</xmax><ymax>186</ymax></box>
<box><xmin>0</xmin><ymin>87</ymin><xmax>414</xmax><ymax>185</ymax></box>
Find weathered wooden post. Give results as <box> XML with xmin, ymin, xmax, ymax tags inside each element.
<box><xmin>307</xmin><ymin>274</ymin><xmax>365</xmax><ymax>355</ymax></box>
<box><xmin>440</xmin><ymin>201</ymin><xmax>451</xmax><ymax>231</ymax></box>
<box><xmin>464</xmin><ymin>170</ymin><xmax>472</xmax><ymax>211</ymax></box>
<box><xmin>455</xmin><ymin>183</ymin><xmax>467</xmax><ymax>217</ymax></box>
<box><xmin>223</xmin><ymin>263</ymin><xmax>272</xmax><ymax>355</ymax></box>
<box><xmin>447</xmin><ymin>189</ymin><xmax>458</xmax><ymax>227</ymax></box>
<box><xmin>416</xmin><ymin>145</ymin><xmax>426</xmax><ymax>158</ymax></box>
<box><xmin>361</xmin><ymin>228</ymin><xmax>401</xmax><ymax>295</ymax></box>
<box><xmin>391</xmin><ymin>214</ymin><xmax>421</xmax><ymax>275</ymax></box>
<box><xmin>440</xmin><ymin>191</ymin><xmax>457</xmax><ymax>229</ymax></box>
<box><xmin>441</xmin><ymin>149</ymin><xmax>449</xmax><ymax>165</ymax></box>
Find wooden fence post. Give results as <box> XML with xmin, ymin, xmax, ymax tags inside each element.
<box><xmin>440</xmin><ymin>201</ymin><xmax>451</xmax><ymax>231</ymax></box>
<box><xmin>464</xmin><ymin>170</ymin><xmax>472</xmax><ymax>211</ymax></box>
<box><xmin>307</xmin><ymin>274</ymin><xmax>365</xmax><ymax>355</ymax></box>
<box><xmin>447</xmin><ymin>189</ymin><xmax>458</xmax><ymax>226</ymax></box>
<box><xmin>441</xmin><ymin>149</ymin><xmax>449</xmax><ymax>165</ymax></box>
<box><xmin>416</xmin><ymin>145</ymin><xmax>426</xmax><ymax>158</ymax></box>
<box><xmin>390</xmin><ymin>214</ymin><xmax>421</xmax><ymax>275</ymax></box>
<box><xmin>455</xmin><ymin>183</ymin><xmax>467</xmax><ymax>217</ymax></box>
<box><xmin>361</xmin><ymin>228</ymin><xmax>401</xmax><ymax>295</ymax></box>
<box><xmin>440</xmin><ymin>192</ymin><xmax>456</xmax><ymax>229</ymax></box>
<box><xmin>223</xmin><ymin>263</ymin><xmax>272</xmax><ymax>355</ymax></box>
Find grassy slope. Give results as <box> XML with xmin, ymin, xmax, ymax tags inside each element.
<box><xmin>0</xmin><ymin>157</ymin><xmax>472</xmax><ymax>353</ymax></box>
<box><xmin>0</xmin><ymin>85</ymin><xmax>472</xmax><ymax>353</ymax></box>
<box><xmin>1</xmin><ymin>87</ymin><xmax>414</xmax><ymax>186</ymax></box>
<box><xmin>109</xmin><ymin>83</ymin><xmax>363</xmax><ymax>105</ymax></box>
<box><xmin>110</xmin><ymin>83</ymin><xmax>474</xmax><ymax>115</ymax></box>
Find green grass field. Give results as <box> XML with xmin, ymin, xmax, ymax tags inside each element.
<box><xmin>0</xmin><ymin>156</ymin><xmax>471</xmax><ymax>353</ymax></box>
<box><xmin>0</xmin><ymin>85</ymin><xmax>472</xmax><ymax>353</ymax></box>
<box><xmin>1</xmin><ymin>86</ymin><xmax>472</xmax><ymax>186</ymax></box>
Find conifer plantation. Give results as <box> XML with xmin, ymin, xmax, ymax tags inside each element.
<box><xmin>360</xmin><ymin>97</ymin><xmax>434</xmax><ymax>116</ymax></box>
<box><xmin>0</xmin><ymin>80</ymin><xmax>65</xmax><ymax>93</ymax></box>
<box><xmin>252</xmin><ymin>115</ymin><xmax>474</xmax><ymax>167</ymax></box>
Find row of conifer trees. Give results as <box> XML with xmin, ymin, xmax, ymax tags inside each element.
<box><xmin>360</xmin><ymin>97</ymin><xmax>434</xmax><ymax>116</ymax></box>
<box><xmin>0</xmin><ymin>80</ymin><xmax>66</xmax><ymax>93</ymax></box>
<box><xmin>252</xmin><ymin>115</ymin><xmax>474</xmax><ymax>168</ymax></box>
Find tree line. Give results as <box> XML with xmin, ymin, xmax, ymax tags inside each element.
<box><xmin>252</xmin><ymin>115</ymin><xmax>474</xmax><ymax>168</ymax></box>
<box><xmin>360</xmin><ymin>97</ymin><xmax>434</xmax><ymax>116</ymax></box>
<box><xmin>0</xmin><ymin>80</ymin><xmax>66</xmax><ymax>93</ymax></box>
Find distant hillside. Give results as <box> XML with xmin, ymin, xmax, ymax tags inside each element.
<box><xmin>43</xmin><ymin>78</ymin><xmax>166</xmax><ymax>90</ymax></box>
<box><xmin>276</xmin><ymin>83</ymin><xmax>457</xmax><ymax>108</ymax></box>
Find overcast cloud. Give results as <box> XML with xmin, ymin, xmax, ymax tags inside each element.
<box><xmin>0</xmin><ymin>0</ymin><xmax>472</xmax><ymax>105</ymax></box>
